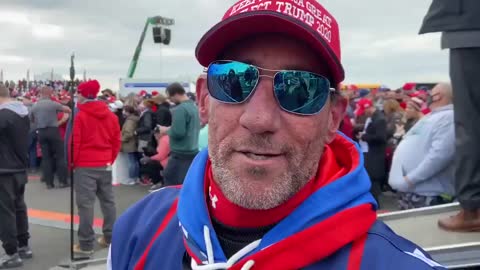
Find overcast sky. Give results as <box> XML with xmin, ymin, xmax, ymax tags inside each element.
<box><xmin>0</xmin><ymin>0</ymin><xmax>447</xmax><ymax>90</ymax></box>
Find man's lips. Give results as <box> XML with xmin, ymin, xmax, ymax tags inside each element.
<box><xmin>237</xmin><ymin>150</ymin><xmax>283</xmax><ymax>161</ymax></box>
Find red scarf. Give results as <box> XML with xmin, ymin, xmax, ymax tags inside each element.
<box><xmin>206</xmin><ymin>144</ymin><xmax>349</xmax><ymax>228</ymax></box>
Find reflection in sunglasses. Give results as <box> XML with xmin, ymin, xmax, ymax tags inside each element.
<box><xmin>206</xmin><ymin>60</ymin><xmax>335</xmax><ymax>115</ymax></box>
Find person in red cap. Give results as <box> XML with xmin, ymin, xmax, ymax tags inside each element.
<box><xmin>353</xmin><ymin>97</ymin><xmax>371</xmax><ymax>130</ymax></box>
<box><xmin>70</xmin><ymin>80</ymin><xmax>121</xmax><ymax>255</ymax></box>
<box><xmin>101</xmin><ymin>88</ymin><xmax>116</xmax><ymax>100</ymax></box>
<box><xmin>404</xmin><ymin>95</ymin><xmax>426</xmax><ymax>133</ymax></box>
<box><xmin>110</xmin><ymin>1</ymin><xmax>444</xmax><ymax>269</ymax></box>
<box><xmin>355</xmin><ymin>98</ymin><xmax>388</xmax><ymax>203</ymax></box>
<box><xmin>138</xmin><ymin>90</ymin><xmax>148</xmax><ymax>97</ymax></box>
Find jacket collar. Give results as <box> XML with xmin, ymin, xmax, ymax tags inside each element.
<box><xmin>177</xmin><ymin>133</ymin><xmax>377</xmax><ymax>265</ymax></box>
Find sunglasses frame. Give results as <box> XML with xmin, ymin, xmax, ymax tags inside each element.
<box><xmin>204</xmin><ymin>60</ymin><xmax>336</xmax><ymax>116</ymax></box>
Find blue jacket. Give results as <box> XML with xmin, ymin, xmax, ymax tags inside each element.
<box><xmin>110</xmin><ymin>134</ymin><xmax>445</xmax><ymax>270</ymax></box>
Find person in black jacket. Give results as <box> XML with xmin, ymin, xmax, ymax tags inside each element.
<box><xmin>0</xmin><ymin>85</ymin><xmax>32</xmax><ymax>268</ymax></box>
<box><xmin>420</xmin><ymin>0</ymin><xmax>480</xmax><ymax>231</ymax></box>
<box><xmin>141</xmin><ymin>94</ymin><xmax>173</xmax><ymax>159</ymax></box>
<box><xmin>135</xmin><ymin>99</ymin><xmax>155</xmax><ymax>153</ymax></box>
<box><xmin>151</xmin><ymin>94</ymin><xmax>172</xmax><ymax>127</ymax></box>
<box><xmin>358</xmin><ymin>99</ymin><xmax>387</xmax><ymax>206</ymax></box>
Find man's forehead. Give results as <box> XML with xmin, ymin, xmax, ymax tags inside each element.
<box><xmin>232</xmin><ymin>58</ymin><xmax>317</xmax><ymax>71</ymax></box>
<box><xmin>219</xmin><ymin>34</ymin><xmax>330</xmax><ymax>75</ymax></box>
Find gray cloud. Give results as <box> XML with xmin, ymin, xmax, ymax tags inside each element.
<box><xmin>0</xmin><ymin>0</ymin><xmax>447</xmax><ymax>89</ymax></box>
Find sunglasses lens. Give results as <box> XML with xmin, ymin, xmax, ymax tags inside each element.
<box><xmin>207</xmin><ymin>61</ymin><xmax>258</xmax><ymax>103</ymax></box>
<box><xmin>274</xmin><ymin>71</ymin><xmax>331</xmax><ymax>115</ymax></box>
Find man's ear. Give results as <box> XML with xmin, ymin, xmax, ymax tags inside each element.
<box><xmin>326</xmin><ymin>94</ymin><xmax>347</xmax><ymax>143</ymax></box>
<box><xmin>196</xmin><ymin>74</ymin><xmax>209</xmax><ymax>125</ymax></box>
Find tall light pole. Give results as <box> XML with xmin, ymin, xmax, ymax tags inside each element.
<box><xmin>69</xmin><ymin>52</ymin><xmax>76</xmax><ymax>263</ymax></box>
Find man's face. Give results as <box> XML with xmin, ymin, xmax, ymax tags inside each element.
<box><xmin>395</xmin><ymin>92</ymin><xmax>404</xmax><ymax>101</ymax></box>
<box><xmin>406</xmin><ymin>106</ymin><xmax>417</xmax><ymax>119</ymax></box>
<box><xmin>428</xmin><ymin>87</ymin><xmax>442</xmax><ymax>108</ymax></box>
<box><xmin>207</xmin><ymin>35</ymin><xmax>339</xmax><ymax>210</ymax></box>
<box><xmin>386</xmin><ymin>91</ymin><xmax>396</xmax><ymax>100</ymax></box>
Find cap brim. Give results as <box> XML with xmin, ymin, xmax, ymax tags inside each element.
<box><xmin>196</xmin><ymin>11</ymin><xmax>344</xmax><ymax>85</ymax></box>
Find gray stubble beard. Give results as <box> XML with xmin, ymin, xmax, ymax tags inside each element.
<box><xmin>210</xmin><ymin>144</ymin><xmax>321</xmax><ymax>210</ymax></box>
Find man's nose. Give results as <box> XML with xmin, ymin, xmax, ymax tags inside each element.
<box><xmin>239</xmin><ymin>77</ymin><xmax>281</xmax><ymax>134</ymax></box>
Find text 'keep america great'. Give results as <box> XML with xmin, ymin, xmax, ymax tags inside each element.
<box><xmin>229</xmin><ymin>0</ymin><xmax>333</xmax><ymax>43</ymax></box>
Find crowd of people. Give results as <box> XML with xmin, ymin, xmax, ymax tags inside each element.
<box><xmin>338</xmin><ymin>83</ymin><xmax>455</xmax><ymax>210</ymax></box>
<box><xmin>16</xmin><ymin>77</ymin><xmax>455</xmax><ymax>211</ymax></box>
<box><xmin>1</xmin><ymin>79</ymin><xmax>86</xmax><ymax>99</ymax></box>
<box><xmin>112</xmin><ymin>83</ymin><xmax>204</xmax><ymax>192</ymax></box>
<box><xmin>5</xmin><ymin>78</ymin><xmax>207</xmax><ymax>193</ymax></box>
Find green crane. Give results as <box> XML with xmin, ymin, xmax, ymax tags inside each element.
<box><xmin>126</xmin><ymin>16</ymin><xmax>174</xmax><ymax>78</ymax></box>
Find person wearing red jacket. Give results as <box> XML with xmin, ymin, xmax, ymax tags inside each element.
<box><xmin>70</xmin><ymin>80</ymin><xmax>121</xmax><ymax>255</ymax></box>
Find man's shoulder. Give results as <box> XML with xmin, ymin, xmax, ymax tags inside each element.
<box><xmin>31</xmin><ymin>101</ymin><xmax>40</xmax><ymax>110</ymax></box>
<box><xmin>111</xmin><ymin>186</ymin><xmax>183</xmax><ymax>269</ymax></box>
<box><xmin>175</xmin><ymin>101</ymin><xmax>197</xmax><ymax>112</ymax></box>
<box><xmin>33</xmin><ymin>99</ymin><xmax>58</xmax><ymax>109</ymax></box>
<box><xmin>0</xmin><ymin>108</ymin><xmax>12</xmax><ymax>116</ymax></box>
<box><xmin>362</xmin><ymin>221</ymin><xmax>445</xmax><ymax>269</ymax></box>
<box><xmin>35</xmin><ymin>99</ymin><xmax>53</xmax><ymax>105</ymax></box>
<box><xmin>0</xmin><ymin>109</ymin><xmax>12</xmax><ymax>124</ymax></box>
<box><xmin>427</xmin><ymin>108</ymin><xmax>454</xmax><ymax>126</ymax></box>
<box><xmin>114</xmin><ymin>186</ymin><xmax>181</xmax><ymax>237</ymax></box>
<box><xmin>0</xmin><ymin>107</ymin><xmax>27</xmax><ymax>120</ymax></box>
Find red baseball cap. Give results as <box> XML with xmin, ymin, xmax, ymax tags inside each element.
<box><xmin>78</xmin><ymin>80</ymin><xmax>101</xmax><ymax>99</ymax></box>
<box><xmin>355</xmin><ymin>98</ymin><xmax>373</xmax><ymax>117</ymax></box>
<box><xmin>402</xmin><ymin>82</ymin><xmax>416</xmax><ymax>91</ymax></box>
<box><xmin>195</xmin><ymin>0</ymin><xmax>344</xmax><ymax>85</ymax></box>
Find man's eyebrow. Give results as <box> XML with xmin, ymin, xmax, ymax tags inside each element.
<box><xmin>282</xmin><ymin>65</ymin><xmax>309</xmax><ymax>70</ymax></box>
<box><xmin>239</xmin><ymin>61</ymin><xmax>310</xmax><ymax>71</ymax></box>
<box><xmin>235</xmin><ymin>59</ymin><xmax>254</xmax><ymax>65</ymax></box>
<box><xmin>231</xmin><ymin>60</ymin><xmax>327</xmax><ymax>75</ymax></box>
